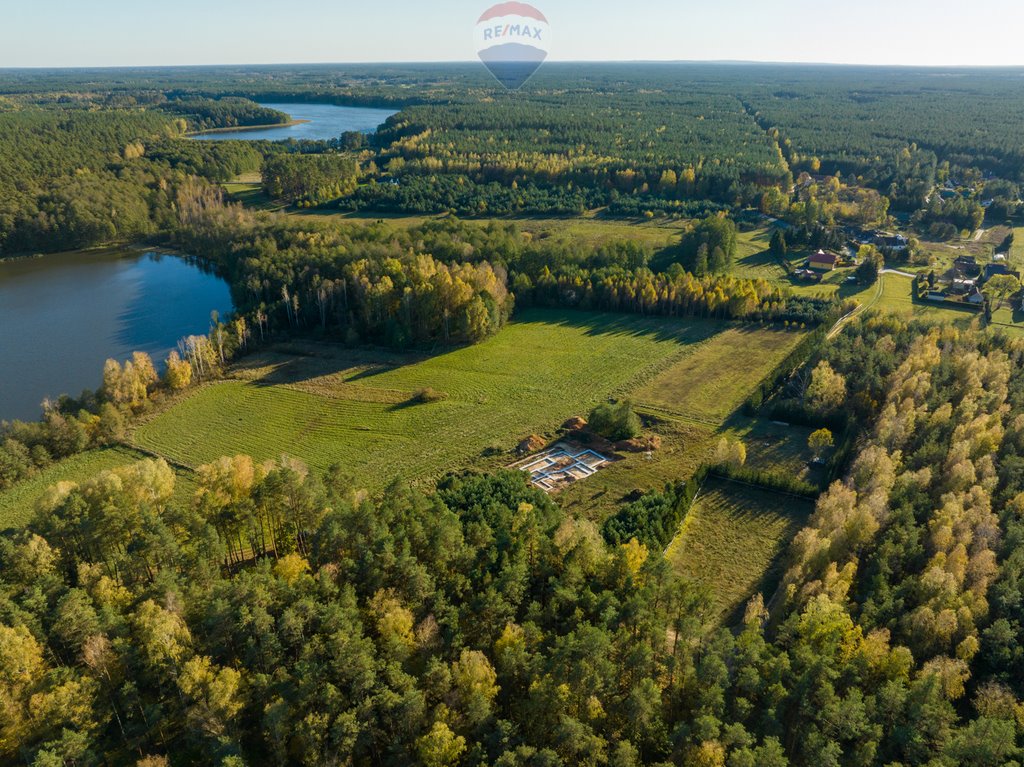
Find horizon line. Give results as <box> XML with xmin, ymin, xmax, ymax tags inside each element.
<box><xmin>3</xmin><ymin>58</ymin><xmax>1024</xmax><ymax>72</ymax></box>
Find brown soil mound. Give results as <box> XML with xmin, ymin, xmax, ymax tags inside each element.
<box><xmin>616</xmin><ymin>435</ymin><xmax>663</xmax><ymax>453</ymax></box>
<box><xmin>517</xmin><ymin>435</ymin><xmax>547</xmax><ymax>455</ymax></box>
<box><xmin>562</xmin><ymin>416</ymin><xmax>588</xmax><ymax>431</ymax></box>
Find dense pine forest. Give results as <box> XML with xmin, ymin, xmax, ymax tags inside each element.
<box><xmin>3</xmin><ymin>63</ymin><xmax>1024</xmax><ymax>254</ymax></box>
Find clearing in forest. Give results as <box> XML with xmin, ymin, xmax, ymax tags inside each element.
<box><xmin>133</xmin><ymin>310</ymin><xmax>726</xmax><ymax>492</ymax></box>
<box><xmin>665</xmin><ymin>478</ymin><xmax>813</xmax><ymax>624</ymax></box>
<box><xmin>3</xmin><ymin>313</ymin><xmax>814</xmax><ymax>527</ymax></box>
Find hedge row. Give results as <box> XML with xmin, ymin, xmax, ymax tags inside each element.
<box><xmin>602</xmin><ymin>466</ymin><xmax>710</xmax><ymax>549</ymax></box>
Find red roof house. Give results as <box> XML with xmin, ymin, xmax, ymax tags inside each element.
<box><xmin>809</xmin><ymin>250</ymin><xmax>839</xmax><ymax>271</ymax></box>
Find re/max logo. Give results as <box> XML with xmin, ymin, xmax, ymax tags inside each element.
<box><xmin>483</xmin><ymin>24</ymin><xmax>544</xmax><ymax>41</ymax></box>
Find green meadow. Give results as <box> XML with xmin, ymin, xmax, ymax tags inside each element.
<box><xmin>133</xmin><ymin>310</ymin><xmax>728</xmax><ymax>491</ymax></box>
<box><xmin>133</xmin><ymin>310</ymin><xmax>812</xmax><ymax>512</ymax></box>
<box><xmin>666</xmin><ymin>478</ymin><xmax>814</xmax><ymax>623</ymax></box>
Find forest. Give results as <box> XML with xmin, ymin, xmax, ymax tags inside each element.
<box><xmin>4</xmin><ymin>63</ymin><xmax>1024</xmax><ymax>256</ymax></box>
<box><xmin>5</xmin><ymin>317</ymin><xmax>1024</xmax><ymax>766</ymax></box>
<box><xmin>170</xmin><ymin>198</ymin><xmax>834</xmax><ymax>348</ymax></box>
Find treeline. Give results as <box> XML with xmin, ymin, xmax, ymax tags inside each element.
<box><xmin>513</xmin><ymin>265</ymin><xmax>829</xmax><ymax>325</ymax></box>
<box><xmin>263</xmin><ymin>154</ymin><xmax>359</xmax><ymax>207</ymax></box>
<box><xmin>341</xmin><ymin>174</ymin><xmax>601</xmax><ymax>217</ymax></box>
<box><xmin>158</xmin><ymin>98</ymin><xmax>290</xmax><ymax>133</ymax></box>
<box><xmin>602</xmin><ymin>468</ymin><xmax>709</xmax><ymax>550</ymax></box>
<box><xmin>172</xmin><ymin>204</ymin><xmax>835</xmax><ymax>347</ymax></box>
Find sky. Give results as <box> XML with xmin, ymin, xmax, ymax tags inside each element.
<box><xmin>4</xmin><ymin>0</ymin><xmax>1024</xmax><ymax>68</ymax></box>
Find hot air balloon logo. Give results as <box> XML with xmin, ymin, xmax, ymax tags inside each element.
<box><xmin>474</xmin><ymin>3</ymin><xmax>551</xmax><ymax>90</ymax></box>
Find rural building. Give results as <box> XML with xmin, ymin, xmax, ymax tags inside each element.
<box><xmin>809</xmin><ymin>250</ymin><xmax>839</xmax><ymax>271</ymax></box>
<box><xmin>947</xmin><ymin>278</ymin><xmax>977</xmax><ymax>296</ymax></box>
<box><xmin>954</xmin><ymin>256</ymin><xmax>981</xmax><ymax>278</ymax></box>
<box><xmin>966</xmin><ymin>288</ymin><xmax>985</xmax><ymax>305</ymax></box>
<box><xmin>983</xmin><ymin>262</ymin><xmax>1019</xmax><ymax>282</ymax></box>
<box><xmin>874</xmin><ymin>233</ymin><xmax>909</xmax><ymax>251</ymax></box>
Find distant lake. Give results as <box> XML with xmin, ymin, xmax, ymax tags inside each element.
<box><xmin>0</xmin><ymin>249</ymin><xmax>232</xmax><ymax>422</ymax></box>
<box><xmin>191</xmin><ymin>103</ymin><xmax>398</xmax><ymax>142</ymax></box>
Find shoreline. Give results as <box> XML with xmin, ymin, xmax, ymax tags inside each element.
<box><xmin>185</xmin><ymin>118</ymin><xmax>311</xmax><ymax>137</ymax></box>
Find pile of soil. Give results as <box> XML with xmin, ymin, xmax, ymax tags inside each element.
<box><xmin>517</xmin><ymin>435</ymin><xmax>547</xmax><ymax>455</ymax></box>
<box><xmin>615</xmin><ymin>435</ymin><xmax>663</xmax><ymax>453</ymax></box>
<box><xmin>562</xmin><ymin>416</ymin><xmax>588</xmax><ymax>432</ymax></box>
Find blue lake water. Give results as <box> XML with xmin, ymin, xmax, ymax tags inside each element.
<box><xmin>0</xmin><ymin>249</ymin><xmax>233</xmax><ymax>421</ymax></box>
<box><xmin>191</xmin><ymin>103</ymin><xmax>398</xmax><ymax>142</ymax></box>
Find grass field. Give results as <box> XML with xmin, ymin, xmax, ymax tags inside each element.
<box><xmin>134</xmin><ymin>310</ymin><xmax>733</xmax><ymax>492</ymax></box>
<box><xmin>0</xmin><ymin>446</ymin><xmax>195</xmax><ymax>531</ymax></box>
<box><xmin>990</xmin><ymin>305</ymin><xmax>1024</xmax><ymax>337</ymax></box>
<box><xmin>631</xmin><ymin>326</ymin><xmax>804</xmax><ymax>423</ymax></box>
<box><xmin>666</xmin><ymin>478</ymin><xmax>813</xmax><ymax>624</ymax></box>
<box><xmin>0</xmin><ymin>311</ymin><xmax>808</xmax><ymax>530</ymax></box>
<box><xmin>732</xmin><ymin>228</ymin><xmax>786</xmax><ymax>281</ymax></box>
<box><xmin>222</xmin><ymin>181</ymin><xmax>286</xmax><ymax>212</ymax></box>
<box><xmin>555</xmin><ymin>324</ymin><xmax>809</xmax><ymax>521</ymax></box>
<box><xmin>872</xmin><ymin>273</ymin><xmax>981</xmax><ymax>322</ymax></box>
<box><xmin>320</xmin><ymin>211</ymin><xmax>691</xmax><ymax>250</ymax></box>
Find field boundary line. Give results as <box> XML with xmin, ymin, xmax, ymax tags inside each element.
<box><xmin>706</xmin><ymin>471</ymin><xmax>820</xmax><ymax>502</ymax></box>
<box><xmin>121</xmin><ymin>441</ymin><xmax>196</xmax><ymax>474</ymax></box>
<box><xmin>633</xmin><ymin>403</ymin><xmax>722</xmax><ymax>429</ymax></box>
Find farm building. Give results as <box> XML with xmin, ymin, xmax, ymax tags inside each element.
<box><xmin>808</xmin><ymin>250</ymin><xmax>839</xmax><ymax>271</ymax></box>
<box><xmin>874</xmin><ymin>233</ymin><xmax>909</xmax><ymax>251</ymax></box>
<box><xmin>983</xmin><ymin>262</ymin><xmax>1020</xmax><ymax>282</ymax></box>
<box><xmin>954</xmin><ymin>256</ymin><xmax>981</xmax><ymax>278</ymax></box>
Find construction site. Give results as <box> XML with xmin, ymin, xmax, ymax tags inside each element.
<box><xmin>510</xmin><ymin>443</ymin><xmax>612</xmax><ymax>493</ymax></box>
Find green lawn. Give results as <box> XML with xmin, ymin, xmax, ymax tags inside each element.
<box><xmin>874</xmin><ymin>273</ymin><xmax>981</xmax><ymax>322</ymax></box>
<box><xmin>133</xmin><ymin>310</ymin><xmax>727</xmax><ymax>492</ymax></box>
<box><xmin>666</xmin><ymin>478</ymin><xmax>813</xmax><ymax>624</ymax></box>
<box><xmin>724</xmin><ymin>415</ymin><xmax>821</xmax><ymax>485</ymax></box>
<box><xmin>732</xmin><ymin>227</ymin><xmax>787</xmax><ymax>281</ymax></box>
<box><xmin>631</xmin><ymin>326</ymin><xmax>805</xmax><ymax>423</ymax></box>
<box><xmin>0</xmin><ymin>446</ymin><xmax>194</xmax><ymax>531</ymax></box>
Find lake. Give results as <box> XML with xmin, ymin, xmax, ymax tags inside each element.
<box><xmin>0</xmin><ymin>249</ymin><xmax>232</xmax><ymax>422</ymax></box>
<box><xmin>191</xmin><ymin>103</ymin><xmax>398</xmax><ymax>142</ymax></box>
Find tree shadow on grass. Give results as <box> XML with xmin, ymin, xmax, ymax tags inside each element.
<box><xmin>735</xmin><ymin>249</ymin><xmax>780</xmax><ymax>273</ymax></box>
<box><xmin>239</xmin><ymin>309</ymin><xmax>782</xmax><ymax>392</ymax></box>
<box><xmin>718</xmin><ymin>495</ymin><xmax>814</xmax><ymax>630</ymax></box>
<box><xmin>514</xmin><ymin>307</ymin><xmax>734</xmax><ymax>345</ymax></box>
